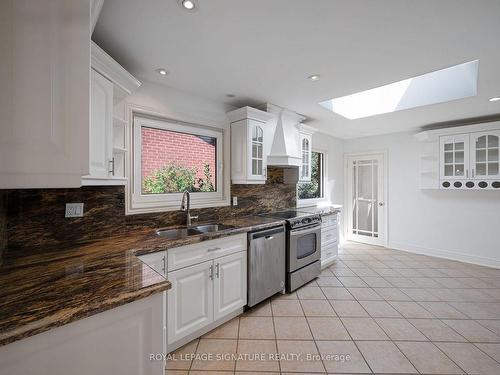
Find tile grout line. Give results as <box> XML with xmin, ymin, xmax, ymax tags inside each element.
<box><xmin>269</xmin><ymin>296</ymin><xmax>282</xmax><ymax>374</ymax></box>
<box><xmin>333</xmin><ymin>249</ymin><xmax>475</xmax><ymax>374</ymax></box>
<box><xmin>297</xmin><ymin>290</ymin><xmax>328</xmax><ymax>374</ymax></box>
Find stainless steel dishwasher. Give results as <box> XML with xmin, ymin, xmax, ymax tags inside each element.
<box><xmin>247</xmin><ymin>225</ymin><xmax>286</xmax><ymax>307</ymax></box>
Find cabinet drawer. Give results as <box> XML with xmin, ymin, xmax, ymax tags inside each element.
<box><xmin>168</xmin><ymin>234</ymin><xmax>247</xmax><ymax>272</ymax></box>
<box><xmin>321</xmin><ymin>243</ymin><xmax>338</xmax><ymax>261</ymax></box>
<box><xmin>321</xmin><ymin>226</ymin><xmax>337</xmax><ymax>245</ymax></box>
<box><xmin>137</xmin><ymin>250</ymin><xmax>167</xmax><ymax>276</ymax></box>
<box><xmin>321</xmin><ymin>214</ymin><xmax>338</xmax><ymax>227</ymax></box>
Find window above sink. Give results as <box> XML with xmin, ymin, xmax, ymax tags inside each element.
<box><xmin>126</xmin><ymin>115</ymin><xmax>230</xmax><ymax>214</ymax></box>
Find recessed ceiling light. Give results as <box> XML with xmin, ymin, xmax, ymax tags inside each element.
<box><xmin>156</xmin><ymin>68</ymin><xmax>168</xmax><ymax>76</ymax></box>
<box><xmin>308</xmin><ymin>74</ymin><xmax>320</xmax><ymax>81</ymax></box>
<box><xmin>178</xmin><ymin>0</ymin><xmax>197</xmax><ymax>11</ymax></box>
<box><xmin>489</xmin><ymin>97</ymin><xmax>500</xmax><ymax>102</ymax></box>
<box><xmin>226</xmin><ymin>94</ymin><xmax>236</xmax><ymax>98</ymax></box>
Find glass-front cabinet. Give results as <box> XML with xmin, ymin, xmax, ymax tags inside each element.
<box><xmin>470</xmin><ymin>131</ymin><xmax>500</xmax><ymax>179</ymax></box>
<box><xmin>250</xmin><ymin>123</ymin><xmax>265</xmax><ymax>179</ymax></box>
<box><xmin>439</xmin><ymin>130</ymin><xmax>500</xmax><ymax>189</ymax></box>
<box><xmin>299</xmin><ymin>133</ymin><xmax>312</xmax><ymax>182</ymax></box>
<box><xmin>440</xmin><ymin>134</ymin><xmax>470</xmax><ymax>179</ymax></box>
<box><xmin>227</xmin><ymin>106</ymin><xmax>274</xmax><ymax>184</ymax></box>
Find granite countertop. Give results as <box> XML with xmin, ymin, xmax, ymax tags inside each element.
<box><xmin>299</xmin><ymin>205</ymin><xmax>342</xmax><ymax>216</ymax></box>
<box><xmin>0</xmin><ymin>215</ymin><xmax>284</xmax><ymax>347</ymax></box>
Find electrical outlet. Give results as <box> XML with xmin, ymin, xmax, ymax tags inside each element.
<box><xmin>65</xmin><ymin>203</ymin><xmax>84</xmax><ymax>218</ymax></box>
<box><xmin>232</xmin><ymin>196</ymin><xmax>238</xmax><ymax>206</ymax></box>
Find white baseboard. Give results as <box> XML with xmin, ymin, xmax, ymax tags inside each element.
<box><xmin>388</xmin><ymin>241</ymin><xmax>500</xmax><ymax>269</ymax></box>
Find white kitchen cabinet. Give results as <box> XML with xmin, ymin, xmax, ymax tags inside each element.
<box><xmin>439</xmin><ymin>134</ymin><xmax>470</xmax><ymax>180</ymax></box>
<box><xmin>298</xmin><ymin>124</ymin><xmax>316</xmax><ymax>182</ymax></box>
<box><xmin>0</xmin><ymin>293</ymin><xmax>164</xmax><ymax>375</ymax></box>
<box><xmin>227</xmin><ymin>107</ymin><xmax>275</xmax><ymax>184</ymax></box>
<box><xmin>0</xmin><ymin>0</ymin><xmax>90</xmax><ymax>188</ymax></box>
<box><xmin>86</xmin><ymin>69</ymin><xmax>114</xmax><ymax>180</ymax></box>
<box><xmin>82</xmin><ymin>42</ymin><xmax>141</xmax><ymax>185</ymax></box>
<box><xmin>167</xmin><ymin>260</ymin><xmax>213</xmax><ymax>345</ymax></box>
<box><xmin>437</xmin><ymin>127</ymin><xmax>500</xmax><ymax>189</ymax></box>
<box><xmin>321</xmin><ymin>213</ymin><xmax>339</xmax><ymax>268</ymax></box>
<box><xmin>214</xmin><ymin>251</ymin><xmax>247</xmax><ymax>321</ymax></box>
<box><xmin>470</xmin><ymin>131</ymin><xmax>500</xmax><ymax>180</ymax></box>
<box><xmin>417</xmin><ymin>122</ymin><xmax>500</xmax><ymax>190</ymax></box>
<box><xmin>166</xmin><ymin>235</ymin><xmax>247</xmax><ymax>352</ymax></box>
<box><xmin>299</xmin><ymin>133</ymin><xmax>312</xmax><ymax>182</ymax></box>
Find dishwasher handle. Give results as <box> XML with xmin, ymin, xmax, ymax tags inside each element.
<box><xmin>249</xmin><ymin>226</ymin><xmax>285</xmax><ymax>240</ymax></box>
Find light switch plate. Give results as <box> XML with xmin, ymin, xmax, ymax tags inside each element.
<box><xmin>232</xmin><ymin>196</ymin><xmax>238</xmax><ymax>206</ymax></box>
<box><xmin>65</xmin><ymin>203</ymin><xmax>84</xmax><ymax>218</ymax></box>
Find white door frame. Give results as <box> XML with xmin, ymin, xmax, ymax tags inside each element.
<box><xmin>344</xmin><ymin>151</ymin><xmax>388</xmax><ymax>247</ymax></box>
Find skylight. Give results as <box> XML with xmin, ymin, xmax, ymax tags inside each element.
<box><xmin>320</xmin><ymin>60</ymin><xmax>479</xmax><ymax>119</ymax></box>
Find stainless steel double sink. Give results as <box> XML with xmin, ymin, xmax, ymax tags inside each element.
<box><xmin>156</xmin><ymin>223</ymin><xmax>235</xmax><ymax>240</ymax></box>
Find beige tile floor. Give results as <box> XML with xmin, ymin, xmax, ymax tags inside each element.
<box><xmin>166</xmin><ymin>241</ymin><xmax>500</xmax><ymax>374</ymax></box>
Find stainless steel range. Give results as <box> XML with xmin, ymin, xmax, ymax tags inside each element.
<box><xmin>260</xmin><ymin>209</ymin><xmax>322</xmax><ymax>292</ymax></box>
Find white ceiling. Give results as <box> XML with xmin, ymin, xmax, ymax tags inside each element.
<box><xmin>93</xmin><ymin>0</ymin><xmax>500</xmax><ymax>139</ymax></box>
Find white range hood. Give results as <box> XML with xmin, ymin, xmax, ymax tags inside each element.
<box><xmin>261</xmin><ymin>103</ymin><xmax>306</xmax><ymax>168</ymax></box>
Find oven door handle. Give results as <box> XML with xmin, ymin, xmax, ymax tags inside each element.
<box><xmin>289</xmin><ymin>224</ymin><xmax>320</xmax><ymax>236</ymax></box>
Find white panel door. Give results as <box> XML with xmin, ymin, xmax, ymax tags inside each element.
<box><xmin>470</xmin><ymin>131</ymin><xmax>500</xmax><ymax>179</ymax></box>
<box><xmin>167</xmin><ymin>260</ymin><xmax>213</xmax><ymax>345</ymax></box>
<box><xmin>346</xmin><ymin>154</ymin><xmax>386</xmax><ymax>246</ymax></box>
<box><xmin>0</xmin><ymin>0</ymin><xmax>90</xmax><ymax>188</ymax></box>
<box><xmin>88</xmin><ymin>69</ymin><xmax>113</xmax><ymax>178</ymax></box>
<box><xmin>213</xmin><ymin>252</ymin><xmax>247</xmax><ymax>321</ymax></box>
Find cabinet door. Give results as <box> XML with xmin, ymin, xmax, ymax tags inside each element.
<box><xmin>439</xmin><ymin>134</ymin><xmax>469</xmax><ymax>179</ymax></box>
<box><xmin>248</xmin><ymin>120</ymin><xmax>266</xmax><ymax>181</ymax></box>
<box><xmin>167</xmin><ymin>260</ymin><xmax>213</xmax><ymax>344</ymax></box>
<box><xmin>470</xmin><ymin>131</ymin><xmax>500</xmax><ymax>179</ymax></box>
<box><xmin>299</xmin><ymin>134</ymin><xmax>312</xmax><ymax>182</ymax></box>
<box><xmin>0</xmin><ymin>0</ymin><xmax>90</xmax><ymax>188</ymax></box>
<box><xmin>88</xmin><ymin>69</ymin><xmax>113</xmax><ymax>178</ymax></box>
<box><xmin>213</xmin><ymin>252</ymin><xmax>247</xmax><ymax>321</ymax></box>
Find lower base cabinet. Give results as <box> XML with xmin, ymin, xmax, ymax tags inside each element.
<box><xmin>167</xmin><ymin>260</ymin><xmax>214</xmax><ymax>345</ymax></box>
<box><xmin>166</xmin><ymin>235</ymin><xmax>247</xmax><ymax>353</ymax></box>
<box><xmin>0</xmin><ymin>293</ymin><xmax>164</xmax><ymax>375</ymax></box>
<box><xmin>321</xmin><ymin>213</ymin><xmax>340</xmax><ymax>268</ymax></box>
<box><xmin>214</xmin><ymin>251</ymin><xmax>247</xmax><ymax>321</ymax></box>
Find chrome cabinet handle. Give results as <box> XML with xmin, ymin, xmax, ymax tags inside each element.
<box><xmin>472</xmin><ymin>169</ymin><xmax>475</xmax><ymax>178</ymax></box>
<box><xmin>109</xmin><ymin>158</ymin><xmax>115</xmax><ymax>176</ymax></box>
<box><xmin>466</xmin><ymin>169</ymin><xmax>469</xmax><ymax>178</ymax></box>
<box><xmin>215</xmin><ymin>263</ymin><xmax>220</xmax><ymax>278</ymax></box>
<box><xmin>209</xmin><ymin>265</ymin><xmax>214</xmax><ymax>280</ymax></box>
<box><xmin>208</xmin><ymin>247</ymin><xmax>221</xmax><ymax>252</ymax></box>
<box><xmin>161</xmin><ymin>256</ymin><xmax>166</xmax><ymax>273</ymax></box>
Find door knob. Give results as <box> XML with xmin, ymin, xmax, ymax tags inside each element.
<box><xmin>378</xmin><ymin>202</ymin><xmax>384</xmax><ymax>206</ymax></box>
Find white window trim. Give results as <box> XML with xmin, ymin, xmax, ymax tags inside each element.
<box><xmin>126</xmin><ymin>113</ymin><xmax>230</xmax><ymax>215</ymax></box>
<box><xmin>297</xmin><ymin>149</ymin><xmax>328</xmax><ymax>207</ymax></box>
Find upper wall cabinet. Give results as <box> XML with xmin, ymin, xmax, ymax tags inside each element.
<box><xmin>82</xmin><ymin>42</ymin><xmax>141</xmax><ymax>186</ymax></box>
<box><xmin>0</xmin><ymin>0</ymin><xmax>90</xmax><ymax>189</ymax></box>
<box><xmin>298</xmin><ymin>125</ymin><xmax>316</xmax><ymax>182</ymax></box>
<box><xmin>227</xmin><ymin>107</ymin><xmax>275</xmax><ymax>184</ymax></box>
<box><xmin>416</xmin><ymin>122</ymin><xmax>500</xmax><ymax>190</ymax></box>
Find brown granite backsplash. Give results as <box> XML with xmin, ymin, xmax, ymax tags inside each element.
<box><xmin>0</xmin><ymin>191</ymin><xmax>7</xmax><ymax>264</ymax></box>
<box><xmin>2</xmin><ymin>167</ymin><xmax>296</xmax><ymax>258</ymax></box>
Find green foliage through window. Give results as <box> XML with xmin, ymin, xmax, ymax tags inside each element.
<box><xmin>298</xmin><ymin>151</ymin><xmax>323</xmax><ymax>200</ymax></box>
<box><xmin>143</xmin><ymin>163</ymin><xmax>215</xmax><ymax>194</ymax></box>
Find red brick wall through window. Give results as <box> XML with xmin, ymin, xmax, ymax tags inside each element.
<box><xmin>141</xmin><ymin>127</ymin><xmax>216</xmax><ymax>187</ymax></box>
